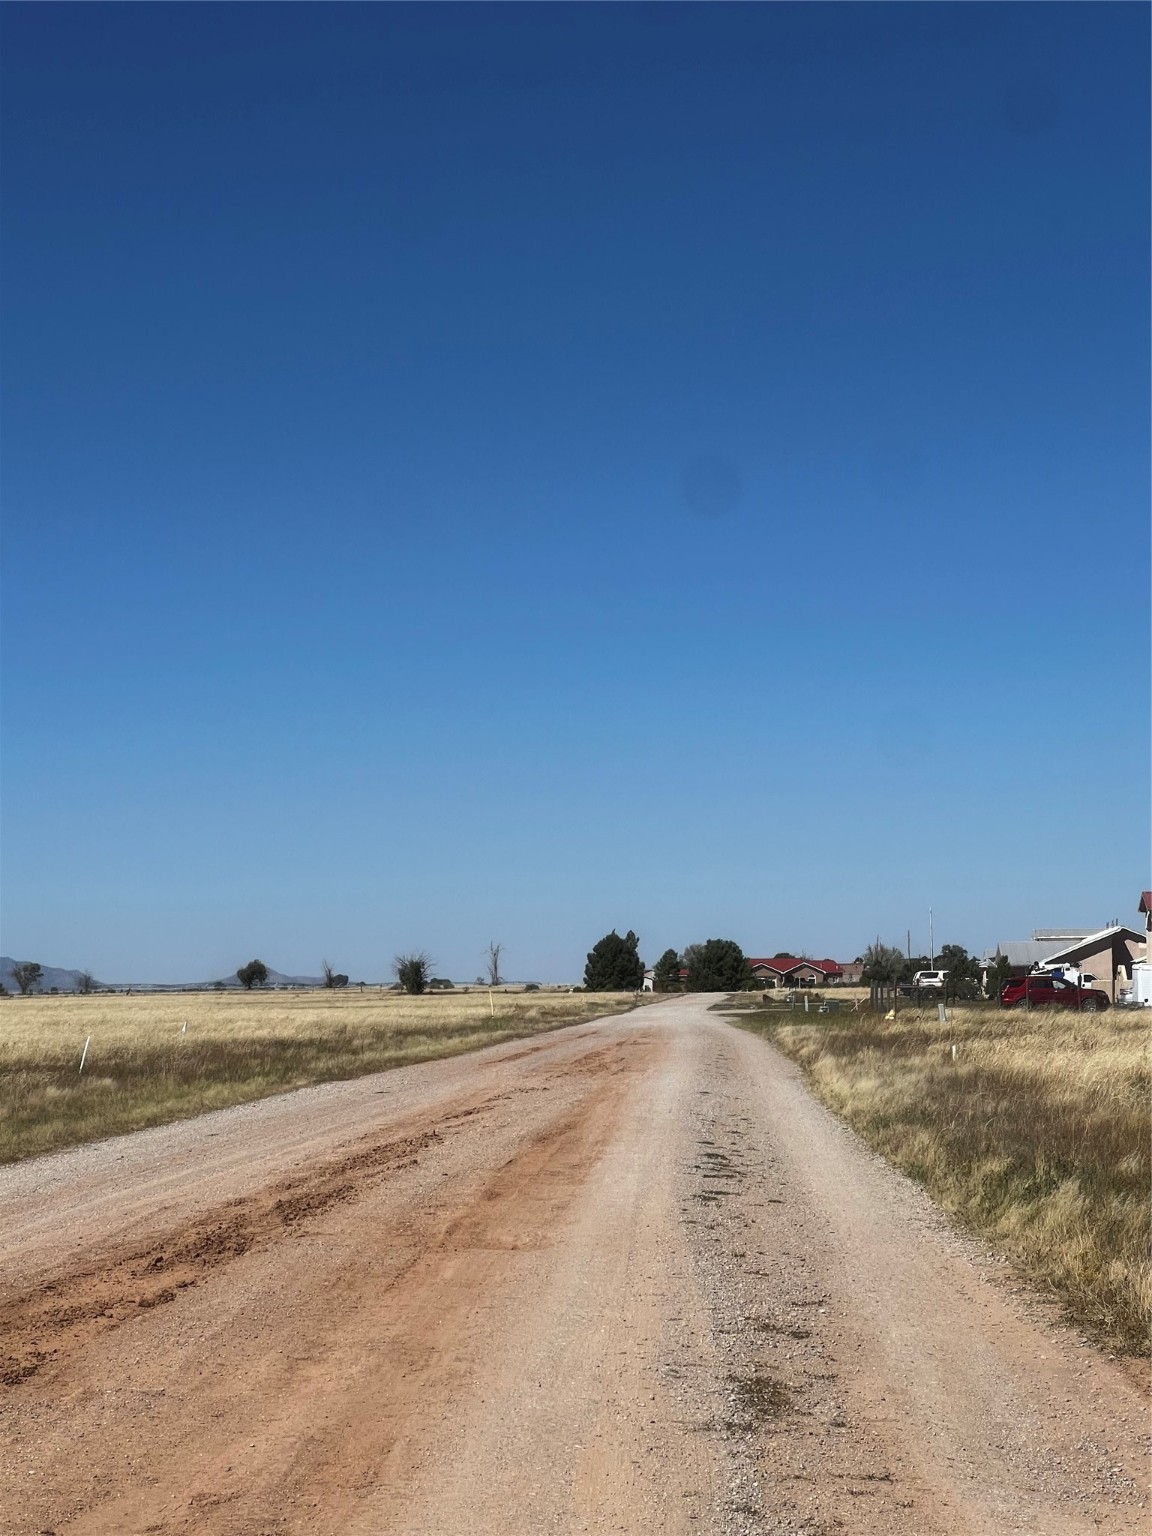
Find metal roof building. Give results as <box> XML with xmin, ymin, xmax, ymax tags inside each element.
<box><xmin>1039</xmin><ymin>926</ymin><xmax>1146</xmax><ymax>1001</ymax></box>
<box><xmin>983</xmin><ymin>925</ymin><xmax>1146</xmax><ymax>1002</ymax></box>
<box><xmin>981</xmin><ymin>930</ymin><xmax>1092</xmax><ymax>972</ymax></box>
<box><xmin>983</xmin><ymin>940</ymin><xmax>1066</xmax><ymax>970</ymax></box>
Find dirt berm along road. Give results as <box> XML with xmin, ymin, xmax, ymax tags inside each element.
<box><xmin>1</xmin><ymin>996</ymin><xmax>1147</xmax><ymax>1535</ymax></box>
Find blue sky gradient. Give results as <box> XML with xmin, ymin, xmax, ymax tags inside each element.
<box><xmin>2</xmin><ymin>4</ymin><xmax>1148</xmax><ymax>981</ymax></box>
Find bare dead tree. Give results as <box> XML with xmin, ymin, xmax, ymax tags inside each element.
<box><xmin>485</xmin><ymin>941</ymin><xmax>504</xmax><ymax>988</ymax></box>
<box><xmin>76</xmin><ymin>971</ymin><xmax>96</xmax><ymax>994</ymax></box>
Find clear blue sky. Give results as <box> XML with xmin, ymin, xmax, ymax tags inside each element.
<box><xmin>2</xmin><ymin>4</ymin><xmax>1148</xmax><ymax>982</ymax></box>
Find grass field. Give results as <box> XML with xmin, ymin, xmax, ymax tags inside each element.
<box><xmin>0</xmin><ymin>989</ymin><xmax>639</xmax><ymax>1164</ymax></box>
<box><xmin>732</xmin><ymin>1002</ymin><xmax>1151</xmax><ymax>1356</ymax></box>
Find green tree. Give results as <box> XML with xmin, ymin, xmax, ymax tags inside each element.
<box><xmin>584</xmin><ymin>930</ymin><xmax>644</xmax><ymax>991</ymax></box>
<box><xmin>938</xmin><ymin>943</ymin><xmax>981</xmax><ymax>1001</ymax></box>
<box><xmin>984</xmin><ymin>953</ymin><xmax>1011</xmax><ymax>1000</ymax></box>
<box><xmin>236</xmin><ymin>959</ymin><xmax>269</xmax><ymax>990</ymax></box>
<box><xmin>861</xmin><ymin>942</ymin><xmax>904</xmax><ymax>988</ymax></box>
<box><xmin>684</xmin><ymin>939</ymin><xmax>750</xmax><ymax>992</ymax></box>
<box><xmin>12</xmin><ymin>962</ymin><xmax>43</xmax><ymax>995</ymax></box>
<box><xmin>652</xmin><ymin>948</ymin><xmax>682</xmax><ymax>992</ymax></box>
<box><xmin>394</xmin><ymin>951</ymin><xmax>432</xmax><ymax>995</ymax></box>
<box><xmin>900</xmin><ymin>954</ymin><xmax>930</xmax><ymax>984</ymax></box>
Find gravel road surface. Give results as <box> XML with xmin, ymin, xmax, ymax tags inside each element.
<box><xmin>1</xmin><ymin>995</ymin><xmax>1147</xmax><ymax>1534</ymax></box>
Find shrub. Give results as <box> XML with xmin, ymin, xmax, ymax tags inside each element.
<box><xmin>393</xmin><ymin>952</ymin><xmax>432</xmax><ymax>995</ymax></box>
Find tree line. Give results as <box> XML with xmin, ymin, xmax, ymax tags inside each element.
<box><xmin>582</xmin><ymin>931</ymin><xmax>751</xmax><ymax>992</ymax></box>
<box><xmin>583</xmin><ymin>932</ymin><xmax>994</xmax><ymax>998</ymax></box>
<box><xmin>857</xmin><ymin>940</ymin><xmax>989</xmax><ymax>1000</ymax></box>
<box><xmin>1</xmin><ymin>935</ymin><xmax>994</xmax><ymax>1000</ymax></box>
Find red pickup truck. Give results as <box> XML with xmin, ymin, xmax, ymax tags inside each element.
<box><xmin>999</xmin><ymin>974</ymin><xmax>1109</xmax><ymax>1012</ymax></box>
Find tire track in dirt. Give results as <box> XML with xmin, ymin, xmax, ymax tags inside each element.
<box><xmin>0</xmin><ymin>1030</ymin><xmax>663</xmax><ymax>1536</ymax></box>
<box><xmin>0</xmin><ymin>1020</ymin><xmax>615</xmax><ymax>1295</ymax></box>
<box><xmin>0</xmin><ymin>1124</ymin><xmax>446</xmax><ymax>1386</ymax></box>
<box><xmin>4</xmin><ymin>1001</ymin><xmax>1145</xmax><ymax>1536</ymax></box>
<box><xmin>0</xmin><ymin>1040</ymin><xmax>640</xmax><ymax>1390</ymax></box>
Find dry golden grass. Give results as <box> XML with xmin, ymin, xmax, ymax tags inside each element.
<box><xmin>0</xmin><ymin>989</ymin><xmax>638</xmax><ymax>1163</ymax></box>
<box><xmin>735</xmin><ymin>1004</ymin><xmax>1151</xmax><ymax>1356</ymax></box>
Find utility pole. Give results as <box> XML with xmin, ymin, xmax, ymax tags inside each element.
<box><xmin>929</xmin><ymin>908</ymin><xmax>935</xmax><ymax>969</ymax></box>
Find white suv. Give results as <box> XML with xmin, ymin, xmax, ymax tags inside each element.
<box><xmin>912</xmin><ymin>970</ymin><xmax>948</xmax><ymax>990</ymax></box>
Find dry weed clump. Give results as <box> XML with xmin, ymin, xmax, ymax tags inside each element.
<box><xmin>0</xmin><ymin>989</ymin><xmax>637</xmax><ymax>1163</ymax></box>
<box><xmin>740</xmin><ymin>1006</ymin><xmax>1151</xmax><ymax>1356</ymax></box>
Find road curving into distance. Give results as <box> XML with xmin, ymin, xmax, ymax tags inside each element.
<box><xmin>1</xmin><ymin>994</ymin><xmax>1147</xmax><ymax>1535</ymax></box>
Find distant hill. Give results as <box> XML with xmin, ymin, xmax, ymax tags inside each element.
<box><xmin>0</xmin><ymin>957</ymin><xmax>327</xmax><ymax>993</ymax></box>
<box><xmin>209</xmin><ymin>967</ymin><xmax>327</xmax><ymax>990</ymax></box>
<box><xmin>0</xmin><ymin>957</ymin><xmax>96</xmax><ymax>993</ymax></box>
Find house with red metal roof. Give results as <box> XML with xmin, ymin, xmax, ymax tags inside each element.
<box><xmin>747</xmin><ymin>956</ymin><xmax>844</xmax><ymax>988</ymax></box>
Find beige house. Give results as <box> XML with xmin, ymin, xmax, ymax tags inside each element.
<box><xmin>1041</xmin><ymin>925</ymin><xmax>1146</xmax><ymax>1003</ymax></box>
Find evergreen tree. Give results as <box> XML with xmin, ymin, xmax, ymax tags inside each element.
<box><xmin>584</xmin><ymin>930</ymin><xmax>644</xmax><ymax>991</ymax></box>
<box><xmin>684</xmin><ymin>938</ymin><xmax>750</xmax><ymax>992</ymax></box>
<box><xmin>900</xmin><ymin>954</ymin><xmax>931</xmax><ymax>983</ymax></box>
<box><xmin>984</xmin><ymin>953</ymin><xmax>1011</xmax><ymax>1000</ymax></box>
<box><xmin>938</xmin><ymin>943</ymin><xmax>982</xmax><ymax>1000</ymax></box>
<box><xmin>652</xmin><ymin>948</ymin><xmax>683</xmax><ymax>992</ymax></box>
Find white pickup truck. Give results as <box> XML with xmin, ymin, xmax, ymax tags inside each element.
<box><xmin>912</xmin><ymin>970</ymin><xmax>948</xmax><ymax>990</ymax></box>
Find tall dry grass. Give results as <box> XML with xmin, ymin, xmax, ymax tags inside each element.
<box><xmin>737</xmin><ymin>1005</ymin><xmax>1151</xmax><ymax>1356</ymax></box>
<box><xmin>0</xmin><ymin>989</ymin><xmax>637</xmax><ymax>1163</ymax></box>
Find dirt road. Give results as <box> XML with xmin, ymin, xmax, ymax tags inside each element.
<box><xmin>1</xmin><ymin>997</ymin><xmax>1147</xmax><ymax>1535</ymax></box>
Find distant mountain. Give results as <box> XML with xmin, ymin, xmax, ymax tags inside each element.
<box><xmin>0</xmin><ymin>957</ymin><xmax>327</xmax><ymax>993</ymax></box>
<box><xmin>208</xmin><ymin>967</ymin><xmax>327</xmax><ymax>990</ymax></box>
<box><xmin>0</xmin><ymin>957</ymin><xmax>98</xmax><ymax>993</ymax></box>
